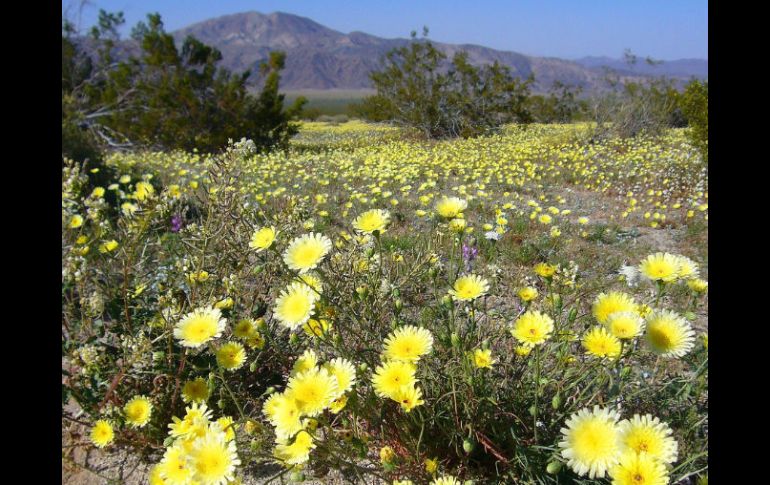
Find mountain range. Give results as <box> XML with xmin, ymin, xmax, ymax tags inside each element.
<box><xmin>124</xmin><ymin>11</ymin><xmax>710</xmax><ymax>93</ymax></box>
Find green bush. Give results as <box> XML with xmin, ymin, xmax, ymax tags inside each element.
<box><xmin>362</xmin><ymin>29</ymin><xmax>533</xmax><ymax>139</ymax></box>
<box><xmin>591</xmin><ymin>77</ymin><xmax>683</xmax><ymax>140</ymax></box>
<box><xmin>62</xmin><ymin>11</ymin><xmax>305</xmax><ymax>155</ymax></box>
<box><xmin>679</xmin><ymin>80</ymin><xmax>708</xmax><ymax>162</ymax></box>
<box><xmin>529</xmin><ymin>82</ymin><xmax>588</xmax><ymax>123</ymax></box>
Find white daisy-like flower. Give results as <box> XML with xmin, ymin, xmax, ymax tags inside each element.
<box><xmin>618</xmin><ymin>264</ymin><xmax>640</xmax><ymax>287</ymax></box>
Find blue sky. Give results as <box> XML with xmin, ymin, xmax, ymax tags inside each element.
<box><xmin>63</xmin><ymin>0</ymin><xmax>708</xmax><ymax>60</ymax></box>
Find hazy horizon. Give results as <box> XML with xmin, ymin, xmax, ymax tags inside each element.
<box><xmin>63</xmin><ymin>0</ymin><xmax>708</xmax><ymax>61</ymax></box>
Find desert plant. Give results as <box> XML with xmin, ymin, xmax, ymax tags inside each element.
<box><xmin>62</xmin><ymin>10</ymin><xmax>305</xmax><ymax>156</ymax></box>
<box><xmin>362</xmin><ymin>29</ymin><xmax>533</xmax><ymax>138</ymax></box>
<box><xmin>679</xmin><ymin>80</ymin><xmax>708</xmax><ymax>162</ymax></box>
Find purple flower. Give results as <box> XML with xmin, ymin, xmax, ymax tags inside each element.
<box><xmin>170</xmin><ymin>215</ymin><xmax>183</xmax><ymax>233</ymax></box>
<box><xmin>462</xmin><ymin>244</ymin><xmax>478</xmax><ymax>262</ymax></box>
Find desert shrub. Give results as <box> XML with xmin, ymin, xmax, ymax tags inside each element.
<box><xmin>679</xmin><ymin>80</ymin><xmax>708</xmax><ymax>162</ymax></box>
<box><xmin>300</xmin><ymin>107</ymin><xmax>324</xmax><ymax>121</ymax></box>
<box><xmin>590</xmin><ymin>77</ymin><xmax>684</xmax><ymax>140</ymax></box>
<box><xmin>62</xmin><ymin>11</ymin><xmax>305</xmax><ymax>156</ymax></box>
<box><xmin>587</xmin><ymin>53</ymin><xmax>687</xmax><ymax>141</ymax></box>
<box><xmin>317</xmin><ymin>114</ymin><xmax>350</xmax><ymax>124</ymax></box>
<box><xmin>529</xmin><ymin>82</ymin><xmax>588</xmax><ymax>123</ymax></box>
<box><xmin>362</xmin><ymin>29</ymin><xmax>533</xmax><ymax>139</ymax></box>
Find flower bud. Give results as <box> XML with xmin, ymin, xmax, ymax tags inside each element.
<box><xmin>620</xmin><ymin>366</ymin><xmax>632</xmax><ymax>379</ymax></box>
<box><xmin>451</xmin><ymin>332</ymin><xmax>461</xmax><ymax>347</ymax></box>
<box><xmin>244</xmin><ymin>420</ymin><xmax>260</xmax><ymax>435</ymax></box>
<box><xmin>379</xmin><ymin>446</ymin><xmax>396</xmax><ymax>464</ymax></box>
<box><xmin>551</xmin><ymin>394</ymin><xmax>562</xmax><ymax>410</ymax></box>
<box><xmin>546</xmin><ymin>461</ymin><xmax>563</xmax><ymax>474</ymax></box>
<box><xmin>289</xmin><ymin>470</ymin><xmax>305</xmax><ymax>482</ymax></box>
<box><xmin>568</xmin><ymin>307</ymin><xmax>578</xmax><ymax>323</ymax></box>
<box><xmin>463</xmin><ymin>439</ymin><xmax>475</xmax><ymax>454</ymax></box>
<box><xmin>553</xmin><ymin>294</ymin><xmax>562</xmax><ymax>313</ymax></box>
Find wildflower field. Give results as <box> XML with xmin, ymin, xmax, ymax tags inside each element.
<box><xmin>62</xmin><ymin>121</ymin><xmax>708</xmax><ymax>484</ymax></box>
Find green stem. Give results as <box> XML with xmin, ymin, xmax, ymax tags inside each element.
<box><xmin>653</xmin><ymin>280</ymin><xmax>665</xmax><ymax>307</ymax></box>
<box><xmin>219</xmin><ymin>370</ymin><xmax>246</xmax><ymax>420</ymax></box>
<box><xmin>534</xmin><ymin>345</ymin><xmax>541</xmax><ymax>442</ymax></box>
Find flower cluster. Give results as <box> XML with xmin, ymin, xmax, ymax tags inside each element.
<box><xmin>63</xmin><ymin>122</ymin><xmax>707</xmax><ymax>484</ymax></box>
<box><xmin>150</xmin><ymin>403</ymin><xmax>241</xmax><ymax>485</ymax></box>
<box><xmin>559</xmin><ymin>406</ymin><xmax>677</xmax><ymax>484</ymax></box>
<box><xmin>372</xmin><ymin>325</ymin><xmax>433</xmax><ymax>412</ymax></box>
<box><xmin>263</xmin><ymin>350</ymin><xmax>356</xmax><ymax>466</ymax></box>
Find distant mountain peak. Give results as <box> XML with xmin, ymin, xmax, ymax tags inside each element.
<box><xmin>169</xmin><ymin>11</ymin><xmax>707</xmax><ymax>91</ymax></box>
